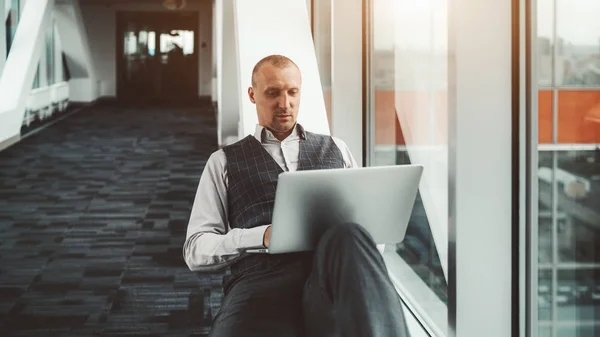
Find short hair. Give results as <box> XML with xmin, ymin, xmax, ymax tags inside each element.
<box><xmin>251</xmin><ymin>54</ymin><xmax>300</xmax><ymax>87</ymax></box>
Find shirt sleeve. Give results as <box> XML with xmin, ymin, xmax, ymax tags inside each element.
<box><xmin>183</xmin><ymin>150</ymin><xmax>270</xmax><ymax>272</ymax></box>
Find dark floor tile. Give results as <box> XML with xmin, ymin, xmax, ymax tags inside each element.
<box><xmin>0</xmin><ymin>101</ymin><xmax>220</xmax><ymax>335</ymax></box>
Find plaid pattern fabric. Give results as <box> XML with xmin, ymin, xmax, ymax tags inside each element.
<box><xmin>222</xmin><ymin>131</ymin><xmax>345</xmax><ymax>275</ymax></box>
<box><xmin>223</xmin><ymin>131</ymin><xmax>344</xmax><ymax>230</ymax></box>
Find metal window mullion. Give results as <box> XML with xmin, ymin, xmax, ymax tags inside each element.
<box><xmin>518</xmin><ymin>0</ymin><xmax>528</xmax><ymax>334</ymax></box>
<box><xmin>550</xmin><ymin>1</ymin><xmax>559</xmax><ymax>336</ymax></box>
<box><xmin>550</xmin><ymin>150</ymin><xmax>558</xmax><ymax>337</ymax></box>
<box><xmin>526</xmin><ymin>0</ymin><xmax>540</xmax><ymax>335</ymax></box>
<box><xmin>539</xmin><ymin>262</ymin><xmax>600</xmax><ymax>269</ymax></box>
<box><xmin>365</xmin><ymin>0</ymin><xmax>374</xmax><ymax>167</ymax></box>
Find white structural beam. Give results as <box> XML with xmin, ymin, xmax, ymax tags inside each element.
<box><xmin>3</xmin><ymin>0</ymin><xmax>8</xmax><ymax>21</ymax></box>
<box><xmin>219</xmin><ymin>0</ymin><xmax>239</xmax><ymax>146</ymax></box>
<box><xmin>0</xmin><ymin>0</ymin><xmax>6</xmax><ymax>78</ymax></box>
<box><xmin>54</xmin><ymin>0</ymin><xmax>98</xmax><ymax>102</ymax></box>
<box><xmin>233</xmin><ymin>0</ymin><xmax>330</xmax><ymax>138</ymax></box>
<box><xmin>0</xmin><ymin>0</ymin><xmax>55</xmax><ymax>150</ymax></box>
<box><xmin>331</xmin><ymin>0</ymin><xmax>364</xmax><ymax>164</ymax></box>
<box><xmin>448</xmin><ymin>0</ymin><xmax>513</xmax><ymax>336</ymax></box>
<box><xmin>211</xmin><ymin>0</ymin><xmax>218</xmax><ymax>102</ymax></box>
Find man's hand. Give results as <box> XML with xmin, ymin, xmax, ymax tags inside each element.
<box><xmin>263</xmin><ymin>226</ymin><xmax>272</xmax><ymax>248</ymax></box>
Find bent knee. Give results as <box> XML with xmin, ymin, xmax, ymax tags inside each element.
<box><xmin>319</xmin><ymin>222</ymin><xmax>371</xmax><ymax>245</ymax></box>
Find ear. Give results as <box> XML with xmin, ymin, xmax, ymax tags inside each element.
<box><xmin>248</xmin><ymin>87</ymin><xmax>256</xmax><ymax>104</ymax></box>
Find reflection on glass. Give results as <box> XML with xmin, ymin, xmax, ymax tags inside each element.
<box><xmin>539</xmin><ymin>326</ymin><xmax>552</xmax><ymax>337</ymax></box>
<box><xmin>369</xmin><ymin>0</ymin><xmax>448</xmax><ymax>302</ymax></box>
<box><xmin>537</xmin><ymin>0</ymin><xmax>553</xmax><ymax>87</ymax></box>
<box><xmin>5</xmin><ymin>0</ymin><xmax>20</xmax><ymax>54</ymax></box>
<box><xmin>557</xmin><ymin>91</ymin><xmax>600</xmax><ymax>144</ymax></box>
<box><xmin>31</xmin><ymin>63</ymin><xmax>40</xmax><ymax>89</ymax></box>
<box><xmin>46</xmin><ymin>21</ymin><xmax>55</xmax><ymax>86</ymax></box>
<box><xmin>536</xmin><ymin>2</ymin><xmax>600</xmax><ymax>336</ymax></box>
<box><xmin>539</xmin><ymin>269</ymin><xmax>553</xmax><ymax>321</ymax></box>
<box><xmin>555</xmin><ymin>151</ymin><xmax>600</xmax><ymax>263</ymax></box>
<box><xmin>555</xmin><ymin>0</ymin><xmax>600</xmax><ymax>87</ymax></box>
<box><xmin>537</xmin><ymin>144</ymin><xmax>600</xmax><ymax>333</ymax></box>
<box><xmin>557</xmin><ymin>269</ymin><xmax>600</xmax><ymax>322</ymax></box>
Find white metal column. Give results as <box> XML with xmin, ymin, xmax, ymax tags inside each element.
<box><xmin>448</xmin><ymin>0</ymin><xmax>513</xmax><ymax>336</ymax></box>
<box><xmin>219</xmin><ymin>0</ymin><xmax>240</xmax><ymax>146</ymax></box>
<box><xmin>211</xmin><ymin>0</ymin><xmax>218</xmax><ymax>102</ymax></box>
<box><xmin>331</xmin><ymin>0</ymin><xmax>363</xmax><ymax>165</ymax></box>
<box><xmin>0</xmin><ymin>0</ymin><xmax>55</xmax><ymax>149</ymax></box>
<box><xmin>0</xmin><ymin>0</ymin><xmax>5</xmax><ymax>77</ymax></box>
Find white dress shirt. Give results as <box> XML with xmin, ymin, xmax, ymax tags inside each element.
<box><xmin>183</xmin><ymin>124</ymin><xmax>358</xmax><ymax>271</ymax></box>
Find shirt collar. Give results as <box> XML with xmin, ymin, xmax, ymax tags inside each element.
<box><xmin>254</xmin><ymin>123</ymin><xmax>307</xmax><ymax>143</ymax></box>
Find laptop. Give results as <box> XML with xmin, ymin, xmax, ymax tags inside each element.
<box><xmin>245</xmin><ymin>164</ymin><xmax>423</xmax><ymax>254</ymax></box>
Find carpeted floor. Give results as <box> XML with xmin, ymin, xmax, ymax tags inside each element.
<box><xmin>0</xmin><ymin>100</ymin><xmax>224</xmax><ymax>336</ymax></box>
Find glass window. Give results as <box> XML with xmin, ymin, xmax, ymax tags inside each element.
<box><xmin>46</xmin><ymin>20</ymin><xmax>55</xmax><ymax>86</ymax></box>
<box><xmin>368</xmin><ymin>0</ymin><xmax>448</xmax><ymax>303</ymax></box>
<box><xmin>5</xmin><ymin>0</ymin><xmax>20</xmax><ymax>54</ymax></box>
<box><xmin>537</xmin><ymin>0</ymin><xmax>553</xmax><ymax>88</ymax></box>
<box><xmin>32</xmin><ymin>63</ymin><xmax>40</xmax><ymax>89</ymax></box>
<box><xmin>555</xmin><ymin>0</ymin><xmax>600</xmax><ymax>87</ymax></box>
<box><xmin>535</xmin><ymin>1</ymin><xmax>600</xmax><ymax>336</ymax></box>
<box><xmin>313</xmin><ymin>0</ymin><xmax>332</xmax><ymax>128</ymax></box>
<box><xmin>557</xmin><ymin>91</ymin><xmax>600</xmax><ymax>143</ymax></box>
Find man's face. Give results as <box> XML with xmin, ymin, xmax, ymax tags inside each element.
<box><xmin>248</xmin><ymin>63</ymin><xmax>302</xmax><ymax>136</ymax></box>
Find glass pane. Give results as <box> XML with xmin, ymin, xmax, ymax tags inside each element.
<box><xmin>46</xmin><ymin>22</ymin><xmax>54</xmax><ymax>86</ymax></box>
<box><xmin>539</xmin><ymin>269</ymin><xmax>553</xmax><ymax>322</ymax></box>
<box><xmin>557</xmin><ymin>91</ymin><xmax>600</xmax><ymax>144</ymax></box>
<box><xmin>370</xmin><ymin>0</ymin><xmax>448</xmax><ymax>302</ymax></box>
<box><xmin>537</xmin><ymin>149</ymin><xmax>600</xmax><ymax>333</ymax></box>
<box><xmin>556</xmin><ymin>269</ymin><xmax>600</xmax><ymax>322</ymax></box>
<box><xmin>535</xmin><ymin>1</ymin><xmax>600</xmax><ymax>336</ymax></box>
<box><xmin>32</xmin><ymin>63</ymin><xmax>40</xmax><ymax>89</ymax></box>
<box><xmin>555</xmin><ymin>0</ymin><xmax>600</xmax><ymax>87</ymax></box>
<box><xmin>539</xmin><ymin>326</ymin><xmax>552</xmax><ymax>337</ymax></box>
<box><xmin>539</xmin><ymin>90</ymin><xmax>553</xmax><ymax>144</ymax></box>
<box><xmin>557</xmin><ymin>324</ymin><xmax>600</xmax><ymax>337</ymax></box>
<box><xmin>313</xmin><ymin>0</ymin><xmax>332</xmax><ymax>128</ymax></box>
<box><xmin>5</xmin><ymin>0</ymin><xmax>20</xmax><ymax>54</ymax></box>
<box><xmin>555</xmin><ymin>150</ymin><xmax>600</xmax><ymax>263</ymax></box>
<box><xmin>537</xmin><ymin>0</ymin><xmax>553</xmax><ymax>87</ymax></box>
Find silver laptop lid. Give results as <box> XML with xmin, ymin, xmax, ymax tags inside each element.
<box><xmin>268</xmin><ymin>165</ymin><xmax>423</xmax><ymax>254</ymax></box>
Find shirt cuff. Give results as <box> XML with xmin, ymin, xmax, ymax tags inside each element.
<box><xmin>239</xmin><ymin>225</ymin><xmax>270</xmax><ymax>249</ymax></box>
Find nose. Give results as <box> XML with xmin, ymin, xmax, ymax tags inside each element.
<box><xmin>278</xmin><ymin>93</ymin><xmax>291</xmax><ymax>110</ymax></box>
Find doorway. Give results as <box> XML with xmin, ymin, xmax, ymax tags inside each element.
<box><xmin>116</xmin><ymin>11</ymin><xmax>199</xmax><ymax>102</ymax></box>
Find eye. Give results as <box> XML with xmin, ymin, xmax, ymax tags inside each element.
<box><xmin>289</xmin><ymin>90</ymin><xmax>298</xmax><ymax>96</ymax></box>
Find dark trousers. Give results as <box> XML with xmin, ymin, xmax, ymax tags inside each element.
<box><xmin>208</xmin><ymin>223</ymin><xmax>409</xmax><ymax>337</ymax></box>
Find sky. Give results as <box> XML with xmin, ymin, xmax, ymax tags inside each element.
<box><xmin>538</xmin><ymin>0</ymin><xmax>600</xmax><ymax>45</ymax></box>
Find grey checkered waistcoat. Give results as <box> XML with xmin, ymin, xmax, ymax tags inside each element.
<box><xmin>222</xmin><ymin>131</ymin><xmax>345</xmax><ymax>231</ymax></box>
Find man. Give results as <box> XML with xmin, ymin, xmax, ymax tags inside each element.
<box><xmin>184</xmin><ymin>55</ymin><xmax>408</xmax><ymax>337</ymax></box>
